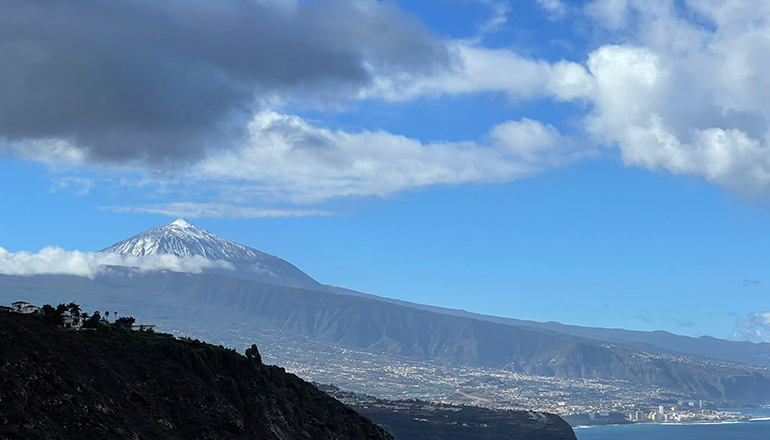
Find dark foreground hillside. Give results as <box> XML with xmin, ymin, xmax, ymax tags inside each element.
<box><xmin>317</xmin><ymin>385</ymin><xmax>578</xmax><ymax>440</ymax></box>
<box><xmin>0</xmin><ymin>312</ymin><xmax>391</xmax><ymax>440</ymax></box>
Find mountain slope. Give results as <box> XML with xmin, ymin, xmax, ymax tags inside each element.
<box><xmin>0</xmin><ymin>311</ymin><xmax>392</xmax><ymax>440</ymax></box>
<box><xmin>3</xmin><ymin>272</ymin><xmax>770</xmax><ymax>405</ymax></box>
<box><xmin>100</xmin><ymin>218</ymin><xmax>323</xmax><ymax>290</ymax></box>
<box><xmin>82</xmin><ymin>219</ymin><xmax>770</xmax><ymax>399</ymax></box>
<box><xmin>99</xmin><ymin>219</ymin><xmax>770</xmax><ymax>369</ymax></box>
<box><xmin>327</xmin><ymin>288</ymin><xmax>770</xmax><ymax>367</ymax></box>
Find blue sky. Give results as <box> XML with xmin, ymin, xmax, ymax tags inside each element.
<box><xmin>2</xmin><ymin>0</ymin><xmax>770</xmax><ymax>341</ymax></box>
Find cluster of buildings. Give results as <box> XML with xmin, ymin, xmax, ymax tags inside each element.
<box><xmin>1</xmin><ymin>301</ymin><xmax>155</xmax><ymax>332</ymax></box>
<box><xmin>628</xmin><ymin>405</ymin><xmax>674</xmax><ymax>423</ymax></box>
<box><xmin>7</xmin><ymin>301</ymin><xmax>40</xmax><ymax>314</ymax></box>
<box><xmin>622</xmin><ymin>400</ymin><xmax>741</xmax><ymax>424</ymax></box>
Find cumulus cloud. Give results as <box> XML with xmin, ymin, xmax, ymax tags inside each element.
<box><xmin>733</xmin><ymin>312</ymin><xmax>770</xmax><ymax>342</ymax></box>
<box><xmin>45</xmin><ymin>103</ymin><xmax>586</xmax><ymax>209</ymax></box>
<box><xmin>190</xmin><ymin>111</ymin><xmax>580</xmax><ymax>203</ymax></box>
<box><xmin>573</xmin><ymin>1</ymin><xmax>770</xmax><ymax>194</ymax></box>
<box><xmin>7</xmin><ymin>0</ymin><xmax>770</xmax><ymax>212</ymax></box>
<box><xmin>0</xmin><ymin>247</ymin><xmax>233</xmax><ymax>278</ymax></box>
<box><xmin>364</xmin><ymin>0</ymin><xmax>770</xmax><ymax>196</ymax></box>
<box><xmin>0</xmin><ymin>0</ymin><xmax>449</xmax><ymax>166</ymax></box>
<box><xmin>359</xmin><ymin>42</ymin><xmax>589</xmax><ymax>103</ymax></box>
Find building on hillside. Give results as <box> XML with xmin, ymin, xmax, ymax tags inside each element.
<box><xmin>62</xmin><ymin>314</ymin><xmax>82</xmax><ymax>330</ymax></box>
<box><xmin>11</xmin><ymin>301</ymin><xmax>40</xmax><ymax>314</ymax></box>
<box><xmin>131</xmin><ymin>324</ymin><xmax>156</xmax><ymax>332</ymax></box>
<box><xmin>0</xmin><ymin>305</ymin><xmax>11</xmax><ymax>312</ymax></box>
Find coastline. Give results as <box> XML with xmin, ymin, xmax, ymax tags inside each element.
<box><xmin>573</xmin><ymin>410</ymin><xmax>770</xmax><ymax>439</ymax></box>
<box><xmin>574</xmin><ymin>419</ymin><xmax>755</xmax><ymax>430</ymax></box>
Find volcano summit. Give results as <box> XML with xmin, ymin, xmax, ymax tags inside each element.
<box><xmin>100</xmin><ymin>218</ymin><xmax>322</xmax><ymax>290</ymax></box>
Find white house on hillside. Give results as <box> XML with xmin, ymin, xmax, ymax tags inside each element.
<box><xmin>62</xmin><ymin>314</ymin><xmax>83</xmax><ymax>330</ymax></box>
<box><xmin>131</xmin><ymin>324</ymin><xmax>156</xmax><ymax>332</ymax></box>
<box><xmin>11</xmin><ymin>301</ymin><xmax>40</xmax><ymax>314</ymax></box>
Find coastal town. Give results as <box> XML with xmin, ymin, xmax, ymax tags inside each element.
<box><xmin>565</xmin><ymin>402</ymin><xmax>749</xmax><ymax>426</ymax></box>
<box><xmin>165</xmin><ymin>318</ymin><xmax>761</xmax><ymax>428</ymax></box>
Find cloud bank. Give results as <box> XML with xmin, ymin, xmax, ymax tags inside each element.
<box><xmin>0</xmin><ymin>247</ymin><xmax>234</xmax><ymax>278</ymax></box>
<box><xmin>5</xmin><ymin>0</ymin><xmax>770</xmax><ymax>217</ymax></box>
<box><xmin>364</xmin><ymin>0</ymin><xmax>770</xmax><ymax>196</ymax></box>
<box><xmin>0</xmin><ymin>0</ymin><xmax>449</xmax><ymax>165</ymax></box>
<box><xmin>193</xmin><ymin>111</ymin><xmax>581</xmax><ymax>203</ymax></box>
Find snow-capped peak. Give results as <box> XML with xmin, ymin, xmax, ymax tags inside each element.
<box><xmin>101</xmin><ymin>219</ymin><xmax>268</xmax><ymax>262</ymax></box>
<box><xmin>99</xmin><ymin>219</ymin><xmax>323</xmax><ymax>290</ymax></box>
<box><xmin>171</xmin><ymin>218</ymin><xmax>194</xmax><ymax>228</ymax></box>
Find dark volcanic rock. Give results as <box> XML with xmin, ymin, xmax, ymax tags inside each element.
<box><xmin>317</xmin><ymin>384</ymin><xmax>578</xmax><ymax>440</ymax></box>
<box><xmin>357</xmin><ymin>405</ymin><xmax>577</xmax><ymax>440</ymax></box>
<box><xmin>0</xmin><ymin>312</ymin><xmax>391</xmax><ymax>440</ymax></box>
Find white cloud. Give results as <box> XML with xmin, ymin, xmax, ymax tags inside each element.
<box><xmin>2</xmin><ymin>137</ymin><xmax>86</xmax><ymax>165</ymax></box>
<box><xmin>103</xmin><ymin>203</ymin><xmax>335</xmax><ymax>219</ymax></box>
<box><xmin>362</xmin><ymin>1</ymin><xmax>770</xmax><ymax>196</ymax></box>
<box><xmin>537</xmin><ymin>0</ymin><xmax>568</xmax><ymax>21</ymax></box>
<box><xmin>733</xmin><ymin>312</ymin><xmax>770</xmax><ymax>342</ymax></box>
<box><xmin>191</xmin><ymin>111</ymin><xmax>579</xmax><ymax>203</ymax></box>
<box><xmin>9</xmin><ymin>0</ymin><xmax>770</xmax><ymax>208</ymax></box>
<box><xmin>361</xmin><ymin>42</ymin><xmax>590</xmax><ymax>103</ymax></box>
<box><xmin>0</xmin><ymin>247</ymin><xmax>233</xmax><ymax>278</ymax></box>
<box><xmin>571</xmin><ymin>2</ymin><xmax>770</xmax><ymax>194</ymax></box>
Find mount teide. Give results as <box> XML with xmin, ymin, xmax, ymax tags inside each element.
<box><xmin>100</xmin><ymin>218</ymin><xmax>323</xmax><ymax>290</ymax></box>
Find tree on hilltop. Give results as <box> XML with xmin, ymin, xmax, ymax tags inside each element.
<box><xmin>84</xmin><ymin>311</ymin><xmax>102</xmax><ymax>328</ymax></box>
<box><xmin>67</xmin><ymin>302</ymin><xmax>81</xmax><ymax>316</ymax></box>
<box><xmin>114</xmin><ymin>316</ymin><xmax>136</xmax><ymax>329</ymax></box>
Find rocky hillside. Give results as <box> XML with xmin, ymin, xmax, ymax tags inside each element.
<box><xmin>0</xmin><ymin>312</ymin><xmax>391</xmax><ymax>440</ymax></box>
<box><xmin>318</xmin><ymin>384</ymin><xmax>577</xmax><ymax>440</ymax></box>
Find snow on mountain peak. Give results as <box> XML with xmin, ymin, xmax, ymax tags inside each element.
<box><xmin>171</xmin><ymin>218</ymin><xmax>195</xmax><ymax>228</ymax></box>
<box><xmin>99</xmin><ymin>220</ymin><xmax>323</xmax><ymax>290</ymax></box>
<box><xmin>101</xmin><ymin>220</ymin><xmax>268</xmax><ymax>262</ymax></box>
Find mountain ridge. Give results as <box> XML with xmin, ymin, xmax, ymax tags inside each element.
<box><xmin>97</xmin><ymin>219</ymin><xmax>770</xmax><ymax>368</ymax></box>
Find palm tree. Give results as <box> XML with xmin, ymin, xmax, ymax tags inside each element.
<box><xmin>67</xmin><ymin>302</ymin><xmax>81</xmax><ymax>317</ymax></box>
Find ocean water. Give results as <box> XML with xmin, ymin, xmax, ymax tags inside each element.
<box><xmin>574</xmin><ymin>409</ymin><xmax>770</xmax><ymax>440</ymax></box>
